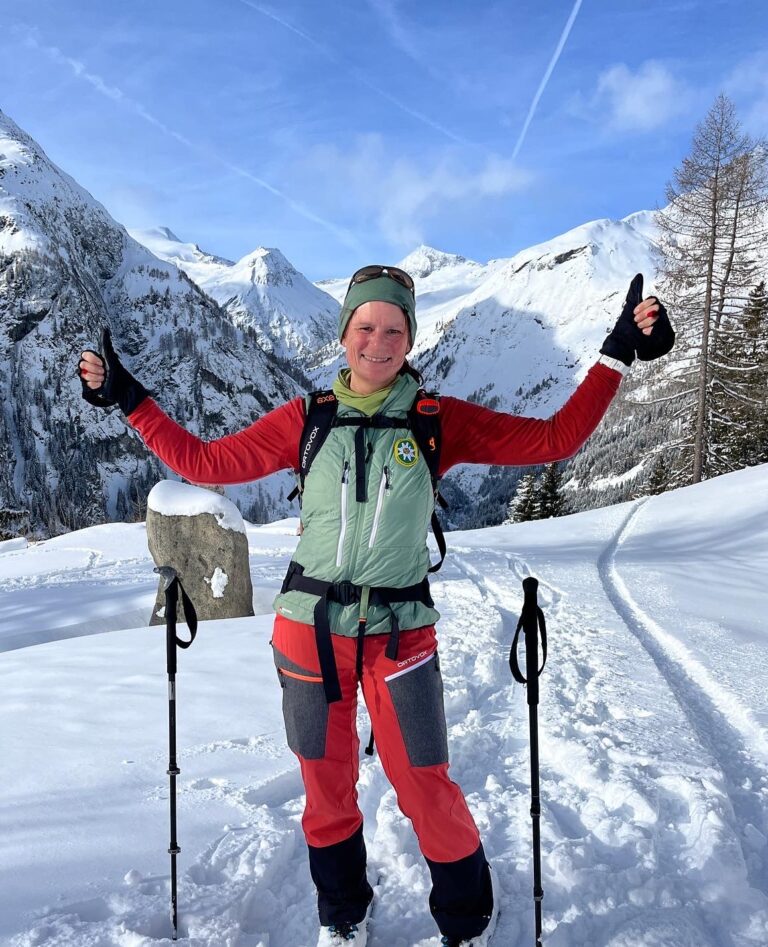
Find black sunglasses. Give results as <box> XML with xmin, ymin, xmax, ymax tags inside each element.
<box><xmin>347</xmin><ymin>264</ymin><xmax>415</xmax><ymax>295</ymax></box>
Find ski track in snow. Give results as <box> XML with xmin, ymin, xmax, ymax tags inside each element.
<box><xmin>8</xmin><ymin>516</ymin><xmax>768</xmax><ymax>947</ymax></box>
<box><xmin>449</xmin><ymin>529</ymin><xmax>768</xmax><ymax>947</ymax></box>
<box><xmin>598</xmin><ymin>500</ymin><xmax>768</xmax><ymax>898</ymax></box>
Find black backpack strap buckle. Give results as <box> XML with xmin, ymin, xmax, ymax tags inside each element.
<box><xmin>330</xmin><ymin>580</ymin><xmax>360</xmax><ymax>607</ymax></box>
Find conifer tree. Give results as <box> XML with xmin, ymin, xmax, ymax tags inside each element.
<box><xmin>657</xmin><ymin>94</ymin><xmax>768</xmax><ymax>483</ymax></box>
<box><xmin>506</xmin><ymin>471</ymin><xmax>539</xmax><ymax>523</ymax></box>
<box><xmin>646</xmin><ymin>455</ymin><xmax>671</xmax><ymax>496</ymax></box>
<box><xmin>743</xmin><ymin>281</ymin><xmax>768</xmax><ymax>464</ymax></box>
<box><xmin>537</xmin><ymin>463</ymin><xmax>567</xmax><ymax>519</ymax></box>
<box><xmin>717</xmin><ymin>280</ymin><xmax>768</xmax><ymax>467</ymax></box>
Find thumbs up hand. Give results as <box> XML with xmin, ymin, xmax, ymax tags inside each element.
<box><xmin>600</xmin><ymin>274</ymin><xmax>675</xmax><ymax>367</ymax></box>
<box><xmin>78</xmin><ymin>327</ymin><xmax>150</xmax><ymax>416</ymax></box>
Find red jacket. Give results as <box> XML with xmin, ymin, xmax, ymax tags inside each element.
<box><xmin>125</xmin><ymin>362</ymin><xmax>621</xmax><ymax>485</ymax></box>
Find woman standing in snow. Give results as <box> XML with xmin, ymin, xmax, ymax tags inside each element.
<box><xmin>79</xmin><ymin>266</ymin><xmax>673</xmax><ymax>946</ymax></box>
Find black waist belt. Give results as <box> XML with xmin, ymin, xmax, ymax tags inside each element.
<box><xmin>280</xmin><ymin>561</ymin><xmax>434</xmax><ymax>703</ymax></box>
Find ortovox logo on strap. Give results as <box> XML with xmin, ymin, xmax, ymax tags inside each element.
<box><xmin>301</xmin><ymin>425</ymin><xmax>320</xmax><ymax>471</ymax></box>
<box><xmin>394</xmin><ymin>437</ymin><xmax>419</xmax><ymax>467</ymax></box>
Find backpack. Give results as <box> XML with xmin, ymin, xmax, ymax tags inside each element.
<box><xmin>287</xmin><ymin>388</ymin><xmax>447</xmax><ymax>572</ymax></box>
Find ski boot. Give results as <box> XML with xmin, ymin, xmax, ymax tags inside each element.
<box><xmin>317</xmin><ymin>901</ymin><xmax>373</xmax><ymax>946</ymax></box>
<box><xmin>439</xmin><ymin>871</ymin><xmax>499</xmax><ymax>947</ymax></box>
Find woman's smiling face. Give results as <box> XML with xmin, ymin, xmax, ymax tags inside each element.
<box><xmin>341</xmin><ymin>301</ymin><xmax>411</xmax><ymax>394</ymax></box>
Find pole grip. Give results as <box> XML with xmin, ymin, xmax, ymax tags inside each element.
<box><xmin>522</xmin><ymin>575</ymin><xmax>539</xmax><ymax>607</ymax></box>
<box><xmin>165</xmin><ymin>580</ymin><xmax>179</xmax><ymax>678</ymax></box>
<box><xmin>509</xmin><ymin>576</ymin><xmax>547</xmax><ymax>703</ymax></box>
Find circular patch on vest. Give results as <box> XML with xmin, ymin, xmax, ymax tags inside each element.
<box><xmin>393</xmin><ymin>437</ymin><xmax>419</xmax><ymax>467</ymax></box>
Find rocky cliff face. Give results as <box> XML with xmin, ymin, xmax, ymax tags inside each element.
<box><xmin>0</xmin><ymin>110</ymin><xmax>303</xmax><ymax>536</ymax></box>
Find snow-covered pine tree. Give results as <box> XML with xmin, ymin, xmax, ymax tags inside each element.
<box><xmin>505</xmin><ymin>471</ymin><xmax>539</xmax><ymax>523</ymax></box>
<box><xmin>0</xmin><ymin>507</ymin><xmax>31</xmax><ymax>541</ymax></box>
<box><xmin>713</xmin><ymin>280</ymin><xmax>768</xmax><ymax>469</ymax></box>
<box><xmin>645</xmin><ymin>454</ymin><xmax>672</xmax><ymax>496</ymax></box>
<box><xmin>741</xmin><ymin>281</ymin><xmax>768</xmax><ymax>465</ymax></box>
<box><xmin>537</xmin><ymin>463</ymin><xmax>567</xmax><ymax>519</ymax></box>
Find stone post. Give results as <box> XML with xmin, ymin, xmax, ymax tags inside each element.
<box><xmin>146</xmin><ymin>480</ymin><xmax>254</xmax><ymax>625</ymax></box>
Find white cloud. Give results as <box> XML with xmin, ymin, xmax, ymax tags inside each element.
<box><xmin>589</xmin><ymin>60</ymin><xmax>690</xmax><ymax>133</ymax></box>
<box><xmin>290</xmin><ymin>135</ymin><xmax>533</xmax><ymax>249</ymax></box>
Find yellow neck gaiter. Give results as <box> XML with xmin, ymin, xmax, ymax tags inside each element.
<box><xmin>332</xmin><ymin>369</ymin><xmax>394</xmax><ymax>416</ymax></box>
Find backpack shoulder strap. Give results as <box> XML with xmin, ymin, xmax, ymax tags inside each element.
<box><xmin>287</xmin><ymin>390</ymin><xmax>338</xmax><ymax>503</ymax></box>
<box><xmin>407</xmin><ymin>389</ymin><xmax>447</xmax><ymax>572</ymax></box>
<box><xmin>407</xmin><ymin>389</ymin><xmax>442</xmax><ymax>485</ymax></box>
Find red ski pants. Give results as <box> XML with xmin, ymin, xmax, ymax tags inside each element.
<box><xmin>271</xmin><ymin>615</ymin><xmax>481</xmax><ymax>863</ymax></box>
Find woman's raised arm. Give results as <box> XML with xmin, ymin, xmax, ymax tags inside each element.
<box><xmin>78</xmin><ymin>328</ymin><xmax>303</xmax><ymax>484</ymax></box>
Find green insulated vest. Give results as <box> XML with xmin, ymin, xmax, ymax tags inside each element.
<box><xmin>273</xmin><ymin>373</ymin><xmax>441</xmax><ymax>637</ymax></box>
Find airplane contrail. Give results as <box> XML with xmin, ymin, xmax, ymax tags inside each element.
<box><xmin>237</xmin><ymin>0</ymin><xmax>470</xmax><ymax>145</ymax></box>
<box><xmin>18</xmin><ymin>27</ymin><xmax>365</xmax><ymax>252</ymax></box>
<box><xmin>512</xmin><ymin>0</ymin><xmax>584</xmax><ymax>160</ymax></box>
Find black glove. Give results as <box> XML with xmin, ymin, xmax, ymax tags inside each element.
<box><xmin>600</xmin><ymin>274</ymin><xmax>675</xmax><ymax>367</ymax></box>
<box><xmin>78</xmin><ymin>327</ymin><xmax>150</xmax><ymax>416</ymax></box>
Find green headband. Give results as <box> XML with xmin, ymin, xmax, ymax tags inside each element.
<box><xmin>338</xmin><ymin>276</ymin><xmax>417</xmax><ymax>343</ymax></box>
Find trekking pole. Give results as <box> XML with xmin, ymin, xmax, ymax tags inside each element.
<box><xmin>509</xmin><ymin>576</ymin><xmax>547</xmax><ymax>947</ymax></box>
<box><xmin>155</xmin><ymin>565</ymin><xmax>198</xmax><ymax>942</ymax></box>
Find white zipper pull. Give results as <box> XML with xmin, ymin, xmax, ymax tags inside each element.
<box><xmin>336</xmin><ymin>461</ymin><xmax>350</xmax><ymax>567</ymax></box>
<box><xmin>368</xmin><ymin>466</ymin><xmax>390</xmax><ymax>550</ymax></box>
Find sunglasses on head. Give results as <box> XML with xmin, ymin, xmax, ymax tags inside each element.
<box><xmin>348</xmin><ymin>264</ymin><xmax>415</xmax><ymax>295</ymax></box>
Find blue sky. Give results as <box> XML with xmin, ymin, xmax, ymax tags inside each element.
<box><xmin>1</xmin><ymin>0</ymin><xmax>766</xmax><ymax>280</ymax></box>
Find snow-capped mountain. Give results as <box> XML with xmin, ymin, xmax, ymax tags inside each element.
<box><xmin>397</xmin><ymin>244</ymin><xmax>476</xmax><ymax>279</ymax></box>
<box><xmin>127</xmin><ymin>226</ymin><xmax>233</xmax><ymax>269</ymax></box>
<box><xmin>131</xmin><ymin>217</ymin><xmax>665</xmax><ymax>526</ymax></box>
<box><xmin>130</xmin><ymin>227</ymin><xmax>338</xmax><ymax>366</ymax></box>
<box><xmin>0</xmin><ymin>110</ymin><xmax>304</xmax><ymax>537</ymax></box>
<box><xmin>410</xmin><ymin>218</ymin><xmax>658</xmax><ymax>412</ymax></box>
<box><xmin>309</xmin><ymin>223</ymin><xmax>658</xmax><ymax>414</ymax></box>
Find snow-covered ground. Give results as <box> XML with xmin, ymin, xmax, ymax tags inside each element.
<box><xmin>2</xmin><ymin>465</ymin><xmax>767</xmax><ymax>946</ymax></box>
